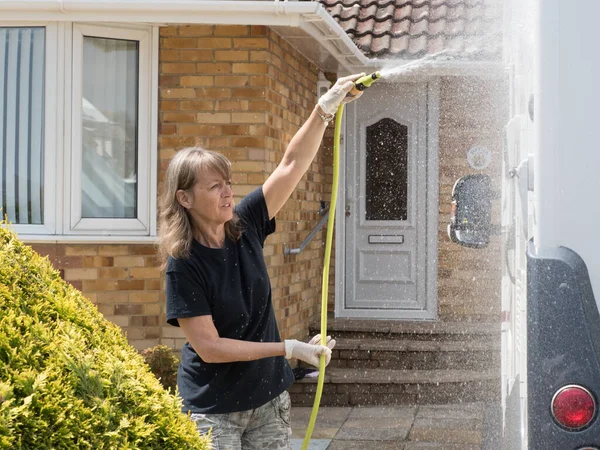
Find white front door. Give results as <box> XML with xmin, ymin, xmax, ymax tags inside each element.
<box><xmin>338</xmin><ymin>81</ymin><xmax>438</xmax><ymax>319</ymax></box>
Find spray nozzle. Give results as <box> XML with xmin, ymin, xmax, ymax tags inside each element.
<box><xmin>354</xmin><ymin>71</ymin><xmax>381</xmax><ymax>91</ymax></box>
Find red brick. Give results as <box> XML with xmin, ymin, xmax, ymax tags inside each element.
<box><xmin>233</xmin><ymin>38</ymin><xmax>268</xmax><ymax>49</ymax></box>
<box><xmin>196</xmin><ymin>63</ymin><xmax>232</xmax><ymax>74</ymax></box>
<box><xmin>178</xmin><ymin>25</ymin><xmax>214</xmax><ymax>37</ymax></box>
<box><xmin>197</xmin><ymin>38</ymin><xmax>232</xmax><ymax>49</ymax></box>
<box><xmin>214</xmin><ymin>25</ymin><xmax>249</xmax><ymax>37</ymax></box>
<box><xmin>180</xmin><ymin>49</ymin><xmax>214</xmax><ymax>62</ymax></box>
<box><xmin>161</xmin><ymin>63</ymin><xmax>197</xmax><ymax>74</ymax></box>
<box><xmin>215</xmin><ymin>50</ymin><xmax>249</xmax><ymax>62</ymax></box>
<box><xmin>232</xmin><ymin>63</ymin><xmax>267</xmax><ymax>74</ymax></box>
<box><xmin>180</xmin><ymin>100</ymin><xmax>215</xmax><ymax>111</ymax></box>
<box><xmin>161</xmin><ymin>38</ymin><xmax>197</xmax><ymax>49</ymax></box>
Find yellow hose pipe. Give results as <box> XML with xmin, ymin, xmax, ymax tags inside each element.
<box><xmin>301</xmin><ymin>71</ymin><xmax>380</xmax><ymax>450</ymax></box>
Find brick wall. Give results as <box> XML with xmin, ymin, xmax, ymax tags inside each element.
<box><xmin>158</xmin><ymin>24</ymin><xmax>327</xmax><ymax>347</ymax></box>
<box><xmin>436</xmin><ymin>76</ymin><xmax>507</xmax><ymax>322</ymax></box>
<box><xmin>29</xmin><ymin>243</ymin><xmax>162</xmax><ymax>351</ymax></box>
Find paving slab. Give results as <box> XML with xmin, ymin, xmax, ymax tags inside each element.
<box><xmin>334</xmin><ymin>427</ymin><xmax>411</xmax><ymax>441</ymax></box>
<box><xmin>342</xmin><ymin>417</ymin><xmax>415</xmax><ymax>430</ymax></box>
<box><xmin>291</xmin><ymin>439</ymin><xmax>331</xmax><ymax>450</ymax></box>
<box><xmin>347</xmin><ymin>405</ymin><xmax>417</xmax><ymax>419</ymax></box>
<box><xmin>408</xmin><ymin>427</ymin><xmax>483</xmax><ymax>445</ymax></box>
<box><xmin>416</xmin><ymin>403</ymin><xmax>485</xmax><ymax>420</ymax></box>
<box><xmin>403</xmin><ymin>444</ymin><xmax>480</xmax><ymax>450</ymax></box>
<box><xmin>292</xmin><ymin>428</ymin><xmax>338</xmax><ymax>439</ymax></box>
<box><xmin>327</xmin><ymin>441</ymin><xmax>403</xmax><ymax>450</ymax></box>
<box><xmin>290</xmin><ymin>406</ymin><xmax>352</xmax><ymax>429</ymax></box>
<box><xmin>291</xmin><ymin>403</ymin><xmax>490</xmax><ymax>450</ymax></box>
<box><xmin>412</xmin><ymin>417</ymin><xmax>483</xmax><ymax>432</ymax></box>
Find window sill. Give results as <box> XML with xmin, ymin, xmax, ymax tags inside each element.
<box><xmin>19</xmin><ymin>234</ymin><xmax>158</xmax><ymax>245</ymax></box>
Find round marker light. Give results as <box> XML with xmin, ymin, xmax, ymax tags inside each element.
<box><xmin>552</xmin><ymin>385</ymin><xmax>596</xmax><ymax>430</ymax></box>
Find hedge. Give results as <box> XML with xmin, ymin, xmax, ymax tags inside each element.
<box><xmin>0</xmin><ymin>224</ymin><xmax>210</xmax><ymax>449</ymax></box>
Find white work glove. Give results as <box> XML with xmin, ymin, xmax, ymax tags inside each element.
<box><xmin>307</xmin><ymin>334</ymin><xmax>337</xmax><ymax>350</ymax></box>
<box><xmin>317</xmin><ymin>73</ymin><xmax>366</xmax><ymax>116</ymax></box>
<box><xmin>284</xmin><ymin>334</ymin><xmax>336</xmax><ymax>367</ymax></box>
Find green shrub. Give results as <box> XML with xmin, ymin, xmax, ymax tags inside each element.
<box><xmin>0</xmin><ymin>224</ymin><xmax>210</xmax><ymax>450</ymax></box>
<box><xmin>141</xmin><ymin>345</ymin><xmax>179</xmax><ymax>393</ymax></box>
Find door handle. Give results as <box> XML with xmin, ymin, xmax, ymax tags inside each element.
<box><xmin>345</xmin><ymin>205</ymin><xmax>351</xmax><ymax>217</ymax></box>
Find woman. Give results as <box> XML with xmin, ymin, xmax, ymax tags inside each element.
<box><xmin>158</xmin><ymin>73</ymin><xmax>365</xmax><ymax>449</ymax></box>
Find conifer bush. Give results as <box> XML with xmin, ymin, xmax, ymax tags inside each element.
<box><xmin>141</xmin><ymin>345</ymin><xmax>179</xmax><ymax>392</ymax></box>
<box><xmin>0</xmin><ymin>224</ymin><xmax>210</xmax><ymax>449</ymax></box>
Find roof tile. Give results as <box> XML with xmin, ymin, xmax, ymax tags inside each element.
<box><xmin>374</xmin><ymin>18</ymin><xmax>394</xmax><ymax>36</ymax></box>
<box><xmin>395</xmin><ymin>3</ymin><xmax>413</xmax><ymax>21</ymax></box>
<box><xmin>316</xmin><ymin>0</ymin><xmax>501</xmax><ymax>59</ymax></box>
<box><xmin>357</xmin><ymin>32</ymin><xmax>373</xmax><ymax>51</ymax></box>
<box><xmin>410</xmin><ymin>16</ymin><xmax>429</xmax><ymax>36</ymax></box>
<box><xmin>356</xmin><ymin>17</ymin><xmax>375</xmax><ymax>36</ymax></box>
<box><xmin>408</xmin><ymin>34</ymin><xmax>428</xmax><ymax>55</ymax></box>
<box><xmin>377</xmin><ymin>4</ymin><xmax>396</xmax><ymax>20</ymax></box>
<box><xmin>428</xmin><ymin>18</ymin><xmax>447</xmax><ymax>36</ymax></box>
<box><xmin>429</xmin><ymin>4</ymin><xmax>448</xmax><ymax>22</ymax></box>
<box><xmin>362</xmin><ymin>3</ymin><xmax>379</xmax><ymax>19</ymax></box>
<box><xmin>391</xmin><ymin>18</ymin><xmax>411</xmax><ymax>36</ymax></box>
<box><xmin>428</xmin><ymin>35</ymin><xmax>446</xmax><ymax>54</ymax></box>
<box><xmin>389</xmin><ymin>34</ymin><xmax>410</xmax><ymax>55</ymax></box>
<box><xmin>344</xmin><ymin>16</ymin><xmax>359</xmax><ymax>33</ymax></box>
<box><xmin>371</xmin><ymin>34</ymin><xmax>391</xmax><ymax>54</ymax></box>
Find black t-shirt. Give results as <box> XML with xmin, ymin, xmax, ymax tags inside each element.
<box><xmin>165</xmin><ymin>187</ymin><xmax>294</xmax><ymax>414</ymax></box>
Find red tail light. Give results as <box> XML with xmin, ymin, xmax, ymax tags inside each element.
<box><xmin>551</xmin><ymin>385</ymin><xmax>596</xmax><ymax>430</ymax></box>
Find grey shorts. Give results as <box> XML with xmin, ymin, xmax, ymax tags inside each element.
<box><xmin>190</xmin><ymin>390</ymin><xmax>292</xmax><ymax>450</ymax></box>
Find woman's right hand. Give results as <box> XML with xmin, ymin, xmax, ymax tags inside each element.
<box><xmin>317</xmin><ymin>73</ymin><xmax>366</xmax><ymax>116</ymax></box>
<box><xmin>284</xmin><ymin>339</ymin><xmax>332</xmax><ymax>367</ymax></box>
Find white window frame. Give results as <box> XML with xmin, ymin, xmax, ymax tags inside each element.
<box><xmin>68</xmin><ymin>23</ymin><xmax>152</xmax><ymax>236</ymax></box>
<box><xmin>1</xmin><ymin>22</ymin><xmax>59</xmax><ymax>235</ymax></box>
<box><xmin>2</xmin><ymin>21</ymin><xmax>158</xmax><ymax>242</ymax></box>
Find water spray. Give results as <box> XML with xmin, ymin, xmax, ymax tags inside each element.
<box><xmin>301</xmin><ymin>36</ymin><xmax>495</xmax><ymax>448</ymax></box>
<box><xmin>301</xmin><ymin>71</ymin><xmax>380</xmax><ymax>450</ymax></box>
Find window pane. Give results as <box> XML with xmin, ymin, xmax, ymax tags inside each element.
<box><xmin>365</xmin><ymin>118</ymin><xmax>408</xmax><ymax>221</ymax></box>
<box><xmin>0</xmin><ymin>27</ymin><xmax>45</xmax><ymax>225</ymax></box>
<box><xmin>81</xmin><ymin>36</ymin><xmax>138</xmax><ymax>219</ymax></box>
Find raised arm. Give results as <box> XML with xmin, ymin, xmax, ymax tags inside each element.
<box><xmin>262</xmin><ymin>73</ymin><xmax>365</xmax><ymax>219</ymax></box>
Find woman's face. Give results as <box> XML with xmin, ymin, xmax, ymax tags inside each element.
<box><xmin>185</xmin><ymin>169</ymin><xmax>234</xmax><ymax>227</ymax></box>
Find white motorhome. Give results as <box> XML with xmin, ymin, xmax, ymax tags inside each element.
<box><xmin>450</xmin><ymin>0</ymin><xmax>600</xmax><ymax>447</ymax></box>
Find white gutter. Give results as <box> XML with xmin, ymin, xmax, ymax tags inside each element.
<box><xmin>296</xmin><ymin>7</ymin><xmax>371</xmax><ymax>70</ymax></box>
<box><xmin>0</xmin><ymin>0</ymin><xmax>502</xmax><ymax>76</ymax></box>
<box><xmin>0</xmin><ymin>0</ymin><xmax>315</xmax><ymax>26</ymax></box>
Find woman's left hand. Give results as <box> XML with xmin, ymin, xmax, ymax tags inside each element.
<box><xmin>308</xmin><ymin>334</ymin><xmax>336</xmax><ymax>350</ymax></box>
<box><xmin>317</xmin><ymin>73</ymin><xmax>366</xmax><ymax>116</ymax></box>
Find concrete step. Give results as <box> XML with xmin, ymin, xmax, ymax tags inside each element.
<box><xmin>310</xmin><ymin>318</ymin><xmax>500</xmax><ymax>342</ymax></box>
<box><xmin>289</xmin><ymin>367</ymin><xmax>500</xmax><ymax>407</ymax></box>
<box><xmin>329</xmin><ymin>337</ymin><xmax>500</xmax><ymax>371</ymax></box>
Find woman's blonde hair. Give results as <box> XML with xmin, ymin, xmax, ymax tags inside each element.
<box><xmin>157</xmin><ymin>147</ymin><xmax>241</xmax><ymax>268</ymax></box>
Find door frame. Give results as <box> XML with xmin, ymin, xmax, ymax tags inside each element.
<box><xmin>335</xmin><ymin>78</ymin><xmax>441</xmax><ymax>319</ymax></box>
